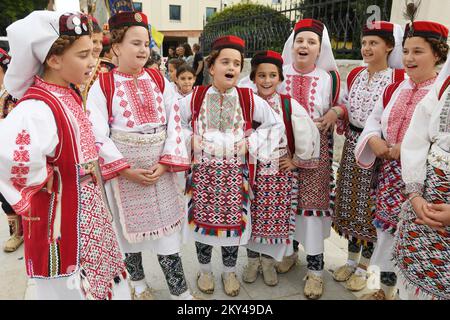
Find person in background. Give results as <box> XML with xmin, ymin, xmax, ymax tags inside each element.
<box><xmin>192</xmin><ymin>43</ymin><xmax>204</xmax><ymax>86</ymax></box>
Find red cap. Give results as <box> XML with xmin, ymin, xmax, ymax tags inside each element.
<box><xmin>89</xmin><ymin>15</ymin><xmax>101</xmax><ymax>30</ymax></box>
<box><xmin>212</xmin><ymin>35</ymin><xmax>245</xmax><ymax>53</ymax></box>
<box><xmin>404</xmin><ymin>21</ymin><xmax>449</xmax><ymax>42</ymax></box>
<box><xmin>59</xmin><ymin>13</ymin><xmax>91</xmax><ymax>36</ymax></box>
<box><xmin>363</xmin><ymin>21</ymin><xmax>394</xmax><ymax>37</ymax></box>
<box><xmin>0</xmin><ymin>48</ymin><xmax>11</xmax><ymax>66</ymax></box>
<box><xmin>251</xmin><ymin>50</ymin><xmax>283</xmax><ymax>69</ymax></box>
<box><xmin>294</xmin><ymin>19</ymin><xmax>324</xmax><ymax>38</ymax></box>
<box><xmin>108</xmin><ymin>11</ymin><xmax>149</xmax><ymax>31</ymax></box>
<box><xmin>102</xmin><ymin>35</ymin><xmax>111</xmax><ymax>46</ymax></box>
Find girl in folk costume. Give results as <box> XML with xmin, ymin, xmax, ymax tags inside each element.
<box><xmin>278</xmin><ymin>18</ymin><xmax>343</xmax><ymax>299</ymax></box>
<box><xmin>332</xmin><ymin>21</ymin><xmax>405</xmax><ymax>292</ymax></box>
<box><xmin>177</xmin><ymin>36</ymin><xmax>284</xmax><ymax>297</ymax></box>
<box><xmin>355</xmin><ymin>11</ymin><xmax>449</xmax><ymax>299</ymax></box>
<box><xmin>174</xmin><ymin>64</ymin><xmax>196</xmax><ymax>101</ymax></box>
<box><xmin>86</xmin><ymin>11</ymin><xmax>194</xmax><ymax>300</ymax></box>
<box><xmin>0</xmin><ymin>11</ymin><xmax>130</xmax><ymax>300</ymax></box>
<box><xmin>79</xmin><ymin>16</ymin><xmax>105</xmax><ymax>107</ymax></box>
<box><xmin>0</xmin><ymin>48</ymin><xmax>23</xmax><ymax>253</ymax></box>
<box><xmin>393</xmin><ymin>57</ymin><xmax>450</xmax><ymax>300</ymax></box>
<box><xmin>242</xmin><ymin>50</ymin><xmax>320</xmax><ymax>287</ymax></box>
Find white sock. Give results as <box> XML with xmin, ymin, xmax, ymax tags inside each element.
<box><xmin>308</xmin><ymin>270</ymin><xmax>323</xmax><ymax>278</ymax></box>
<box><xmin>223</xmin><ymin>266</ymin><xmax>236</xmax><ymax>274</ymax></box>
<box><xmin>354</xmin><ymin>267</ymin><xmax>367</xmax><ymax>277</ymax></box>
<box><xmin>381</xmin><ymin>284</ymin><xmax>397</xmax><ymax>300</ymax></box>
<box><xmin>130</xmin><ymin>279</ymin><xmax>147</xmax><ymax>294</ymax></box>
<box><xmin>199</xmin><ymin>263</ymin><xmax>212</xmax><ymax>273</ymax></box>
<box><xmin>171</xmin><ymin>290</ymin><xmax>193</xmax><ymax>300</ymax></box>
<box><xmin>346</xmin><ymin>260</ymin><xmax>357</xmax><ymax>268</ymax></box>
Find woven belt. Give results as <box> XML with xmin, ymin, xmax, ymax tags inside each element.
<box><xmin>111</xmin><ymin>129</ymin><xmax>167</xmax><ymax>146</ymax></box>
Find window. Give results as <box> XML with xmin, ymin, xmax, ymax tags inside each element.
<box><xmin>206</xmin><ymin>7</ymin><xmax>217</xmax><ymax>20</ymax></box>
<box><xmin>272</xmin><ymin>0</ymin><xmax>281</xmax><ymax>4</ymax></box>
<box><xmin>169</xmin><ymin>5</ymin><xmax>181</xmax><ymax>21</ymax></box>
<box><xmin>133</xmin><ymin>2</ymin><xmax>142</xmax><ymax>12</ymax></box>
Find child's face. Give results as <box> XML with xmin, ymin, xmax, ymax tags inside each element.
<box><xmin>209</xmin><ymin>48</ymin><xmax>242</xmax><ymax>91</ymax></box>
<box><xmin>361</xmin><ymin>35</ymin><xmax>392</xmax><ymax>66</ymax></box>
<box><xmin>292</xmin><ymin>31</ymin><xmax>321</xmax><ymax>68</ymax></box>
<box><xmin>114</xmin><ymin>26</ymin><xmax>150</xmax><ymax>71</ymax></box>
<box><xmin>403</xmin><ymin>36</ymin><xmax>439</xmax><ymax>82</ymax></box>
<box><xmin>168</xmin><ymin>63</ymin><xmax>177</xmax><ymax>82</ymax></box>
<box><xmin>177</xmin><ymin>71</ymin><xmax>196</xmax><ymax>94</ymax></box>
<box><xmin>254</xmin><ymin>63</ymin><xmax>280</xmax><ymax>98</ymax></box>
<box><xmin>53</xmin><ymin>35</ymin><xmax>95</xmax><ymax>85</ymax></box>
<box><xmin>92</xmin><ymin>32</ymin><xmax>103</xmax><ymax>59</ymax></box>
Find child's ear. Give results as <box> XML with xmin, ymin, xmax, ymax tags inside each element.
<box><xmin>45</xmin><ymin>54</ymin><xmax>63</xmax><ymax>71</ymax></box>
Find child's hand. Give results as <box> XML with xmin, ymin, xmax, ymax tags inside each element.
<box><xmin>279</xmin><ymin>157</ymin><xmax>297</xmax><ymax>172</ymax></box>
<box><xmin>388</xmin><ymin>143</ymin><xmax>401</xmax><ymax>161</ymax></box>
<box><xmin>315</xmin><ymin>109</ymin><xmax>338</xmax><ymax>133</ymax></box>
<box><xmin>119</xmin><ymin>168</ymin><xmax>155</xmax><ymax>186</ymax></box>
<box><xmin>145</xmin><ymin>164</ymin><xmax>168</xmax><ymax>185</ymax></box>
<box><xmin>368</xmin><ymin>137</ymin><xmax>391</xmax><ymax>159</ymax></box>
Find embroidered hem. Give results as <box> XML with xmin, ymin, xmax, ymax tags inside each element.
<box><xmin>373</xmin><ymin>216</ymin><xmax>397</xmax><ymax>234</ymax></box>
<box><xmin>102</xmin><ymin>158</ymin><xmax>130</xmax><ymax>181</ymax></box>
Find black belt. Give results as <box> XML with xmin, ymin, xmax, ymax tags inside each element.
<box><xmin>349</xmin><ymin>123</ymin><xmax>363</xmax><ymax>133</ymax></box>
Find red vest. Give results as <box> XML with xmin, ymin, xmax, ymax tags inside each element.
<box><xmin>190</xmin><ymin>86</ymin><xmax>256</xmax><ymax>186</ymax></box>
<box><xmin>18</xmin><ymin>86</ymin><xmax>83</xmax><ymax>278</ymax></box>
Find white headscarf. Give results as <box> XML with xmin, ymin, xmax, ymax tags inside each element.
<box><xmin>281</xmin><ymin>24</ymin><xmax>338</xmax><ymax>72</ymax></box>
<box><xmin>388</xmin><ymin>24</ymin><xmax>405</xmax><ymax>69</ymax></box>
<box><xmin>5</xmin><ymin>11</ymin><xmax>69</xmax><ymax>99</ymax></box>
<box><xmin>437</xmin><ymin>54</ymin><xmax>450</xmax><ymax>85</ymax></box>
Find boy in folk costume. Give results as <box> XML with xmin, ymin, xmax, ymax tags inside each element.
<box><xmin>332</xmin><ymin>21</ymin><xmax>405</xmax><ymax>292</ymax></box>
<box><xmin>0</xmin><ymin>48</ymin><xmax>23</xmax><ymax>253</ymax></box>
<box><xmin>177</xmin><ymin>36</ymin><xmax>284</xmax><ymax>296</ymax></box>
<box><xmin>0</xmin><ymin>11</ymin><xmax>130</xmax><ymax>300</ymax></box>
<box><xmin>86</xmin><ymin>11</ymin><xmax>194</xmax><ymax>300</ymax></box>
<box><xmin>355</xmin><ymin>8</ymin><xmax>449</xmax><ymax>298</ymax></box>
<box><xmin>242</xmin><ymin>50</ymin><xmax>320</xmax><ymax>287</ymax></box>
<box><xmin>278</xmin><ymin>19</ymin><xmax>343</xmax><ymax>299</ymax></box>
<box><xmin>393</xmin><ymin>57</ymin><xmax>450</xmax><ymax>300</ymax></box>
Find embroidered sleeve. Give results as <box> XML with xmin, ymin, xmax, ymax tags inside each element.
<box><xmin>401</xmin><ymin>88</ymin><xmax>436</xmax><ymax>190</ymax></box>
<box><xmin>159</xmin><ymin>91</ymin><xmax>191</xmax><ymax>172</ymax></box>
<box><xmin>354</xmin><ymin>97</ymin><xmax>384</xmax><ymax>169</ymax></box>
<box><xmin>248</xmin><ymin>95</ymin><xmax>285</xmax><ymax>161</ymax></box>
<box><xmin>0</xmin><ymin>100</ymin><xmax>58</xmax><ymax>214</ymax></box>
<box><xmin>86</xmin><ymin>80</ymin><xmax>129</xmax><ymax>179</ymax></box>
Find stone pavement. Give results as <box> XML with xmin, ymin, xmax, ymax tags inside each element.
<box><xmin>0</xmin><ymin>205</ymin><xmax>380</xmax><ymax>300</ymax></box>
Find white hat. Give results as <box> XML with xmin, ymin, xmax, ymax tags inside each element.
<box><xmin>282</xmin><ymin>19</ymin><xmax>338</xmax><ymax>72</ymax></box>
<box><xmin>4</xmin><ymin>11</ymin><xmax>91</xmax><ymax>99</ymax></box>
<box><xmin>389</xmin><ymin>24</ymin><xmax>404</xmax><ymax>69</ymax></box>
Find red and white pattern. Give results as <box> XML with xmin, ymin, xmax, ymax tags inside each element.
<box><xmin>112</xmin><ymin>134</ymin><xmax>185</xmax><ymax>243</ymax></box>
<box><xmin>10</xmin><ymin>130</ymin><xmax>31</xmax><ymax>191</ymax></box>
<box><xmin>286</xmin><ymin>74</ymin><xmax>314</xmax><ymax>116</ymax></box>
<box><xmin>114</xmin><ymin>69</ymin><xmax>165</xmax><ymax>128</ymax></box>
<box><xmin>35</xmin><ymin>78</ymin><xmax>98</xmax><ymax>163</ymax></box>
<box><xmin>79</xmin><ymin>181</ymin><xmax>126</xmax><ymax>300</ymax></box>
<box><xmin>101</xmin><ymin>158</ymin><xmax>130</xmax><ymax>181</ymax></box>
<box><xmin>386</xmin><ymin>78</ymin><xmax>435</xmax><ymax>145</ymax></box>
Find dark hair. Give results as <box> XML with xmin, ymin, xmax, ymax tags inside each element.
<box><xmin>168</xmin><ymin>58</ymin><xmax>186</xmax><ymax>69</ymax></box>
<box><xmin>250</xmin><ymin>63</ymin><xmax>284</xmax><ymax>82</ymax></box>
<box><xmin>205</xmin><ymin>49</ymin><xmax>244</xmax><ymax>71</ymax></box>
<box><xmin>100</xmin><ymin>43</ymin><xmax>112</xmax><ymax>57</ymax></box>
<box><xmin>145</xmin><ymin>50</ymin><xmax>162</xmax><ymax>68</ymax></box>
<box><xmin>92</xmin><ymin>23</ymin><xmax>102</xmax><ymax>34</ymax></box>
<box><xmin>176</xmin><ymin>64</ymin><xmax>196</xmax><ymax>78</ymax></box>
<box><xmin>193</xmin><ymin>43</ymin><xmax>200</xmax><ymax>51</ymax></box>
<box><xmin>361</xmin><ymin>34</ymin><xmax>396</xmax><ymax>59</ymax></box>
<box><xmin>425</xmin><ymin>38</ymin><xmax>449</xmax><ymax>65</ymax></box>
<box><xmin>182</xmin><ymin>43</ymin><xmax>193</xmax><ymax>57</ymax></box>
<box><xmin>403</xmin><ymin>36</ymin><xmax>449</xmax><ymax>65</ymax></box>
<box><xmin>1</xmin><ymin>64</ymin><xmax>7</xmax><ymax>74</ymax></box>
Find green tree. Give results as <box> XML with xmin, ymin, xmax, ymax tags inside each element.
<box><xmin>202</xmin><ymin>3</ymin><xmax>291</xmax><ymax>57</ymax></box>
<box><xmin>0</xmin><ymin>0</ymin><xmax>48</xmax><ymax>36</ymax></box>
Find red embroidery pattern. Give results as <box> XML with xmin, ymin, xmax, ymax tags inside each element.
<box><xmin>101</xmin><ymin>158</ymin><xmax>130</xmax><ymax>180</ymax></box>
<box><xmin>60</xmin><ymin>96</ymin><xmax>98</xmax><ymax>162</ymax></box>
<box><xmin>121</xmin><ymin>76</ymin><xmax>164</xmax><ymax>126</ymax></box>
<box><xmin>10</xmin><ymin>130</ymin><xmax>31</xmax><ymax>191</ymax></box>
<box><xmin>387</xmin><ymin>79</ymin><xmax>435</xmax><ymax>144</ymax></box>
<box><xmin>285</xmin><ymin>74</ymin><xmax>315</xmax><ymax>117</ymax></box>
